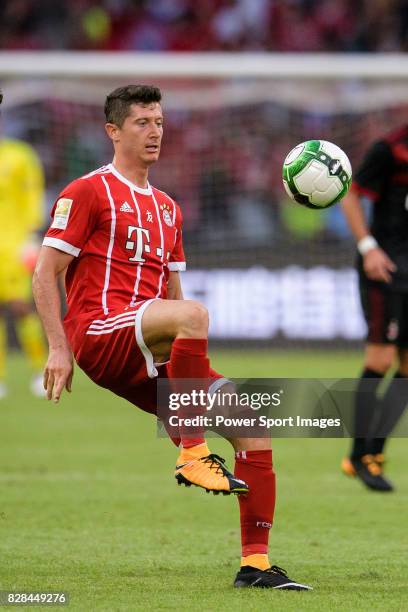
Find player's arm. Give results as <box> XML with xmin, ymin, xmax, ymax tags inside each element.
<box><xmin>35</xmin><ymin>178</ymin><xmax>98</xmax><ymax>401</ymax></box>
<box><xmin>342</xmin><ymin>190</ymin><xmax>396</xmax><ymax>283</ymax></box>
<box><xmin>341</xmin><ymin>141</ymin><xmax>396</xmax><ymax>283</ymax></box>
<box><xmin>32</xmin><ymin>246</ymin><xmax>74</xmax><ymax>403</ymax></box>
<box><xmin>167</xmin><ymin>271</ymin><xmax>184</xmax><ymax>300</ymax></box>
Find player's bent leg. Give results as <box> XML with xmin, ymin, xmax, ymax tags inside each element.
<box><xmin>142</xmin><ymin>299</ymin><xmax>209</xmax><ymax>448</ymax></box>
<box><xmin>75</xmin><ymin>301</ymin><xmax>247</xmax><ymax>495</ymax></box>
<box><xmin>142</xmin><ymin>301</ymin><xmax>247</xmax><ymax>494</ymax></box>
<box><xmin>141</xmin><ymin>298</ymin><xmax>209</xmax><ymax>359</ymax></box>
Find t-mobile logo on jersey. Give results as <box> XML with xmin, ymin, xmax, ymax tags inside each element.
<box><xmin>126</xmin><ymin>225</ymin><xmax>162</xmax><ymax>262</ymax></box>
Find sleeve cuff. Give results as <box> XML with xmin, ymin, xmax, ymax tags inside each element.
<box><xmin>168</xmin><ymin>261</ymin><xmax>186</xmax><ymax>272</ymax></box>
<box><xmin>42</xmin><ymin>237</ymin><xmax>81</xmax><ymax>257</ymax></box>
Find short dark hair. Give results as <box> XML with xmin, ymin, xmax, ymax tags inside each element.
<box><xmin>104</xmin><ymin>85</ymin><xmax>162</xmax><ymax>126</ymax></box>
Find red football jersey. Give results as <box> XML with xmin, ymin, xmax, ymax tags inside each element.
<box><xmin>43</xmin><ymin>164</ymin><xmax>186</xmax><ymax>324</ymax></box>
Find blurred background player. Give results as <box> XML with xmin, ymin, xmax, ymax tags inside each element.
<box><xmin>341</xmin><ymin>125</ymin><xmax>408</xmax><ymax>492</ymax></box>
<box><xmin>0</xmin><ymin>90</ymin><xmax>47</xmax><ymax>398</ymax></box>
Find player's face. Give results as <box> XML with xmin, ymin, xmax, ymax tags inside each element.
<box><xmin>116</xmin><ymin>102</ymin><xmax>163</xmax><ymax>166</ymax></box>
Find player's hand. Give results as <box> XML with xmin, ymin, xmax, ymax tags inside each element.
<box><xmin>43</xmin><ymin>347</ymin><xmax>74</xmax><ymax>403</ymax></box>
<box><xmin>363</xmin><ymin>248</ymin><xmax>397</xmax><ymax>283</ymax></box>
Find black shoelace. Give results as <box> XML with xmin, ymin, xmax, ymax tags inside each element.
<box><xmin>200</xmin><ymin>454</ymin><xmax>227</xmax><ymax>475</ymax></box>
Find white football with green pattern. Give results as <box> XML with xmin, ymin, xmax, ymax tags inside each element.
<box><xmin>282</xmin><ymin>140</ymin><xmax>352</xmax><ymax>209</ymax></box>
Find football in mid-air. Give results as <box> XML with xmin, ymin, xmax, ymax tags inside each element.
<box><xmin>282</xmin><ymin>140</ymin><xmax>352</xmax><ymax>209</ymax></box>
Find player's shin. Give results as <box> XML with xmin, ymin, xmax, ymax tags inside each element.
<box><xmin>350</xmin><ymin>367</ymin><xmax>383</xmax><ymax>460</ymax></box>
<box><xmin>234</xmin><ymin>449</ymin><xmax>276</xmax><ymax>570</ymax></box>
<box><xmin>369</xmin><ymin>370</ymin><xmax>407</xmax><ymax>455</ymax></box>
<box><xmin>168</xmin><ymin>337</ymin><xmax>210</xmax><ymax>449</ymax></box>
<box><xmin>171</xmin><ymin>341</ymin><xmax>248</xmax><ymax>495</ymax></box>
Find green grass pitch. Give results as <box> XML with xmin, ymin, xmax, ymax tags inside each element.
<box><xmin>1</xmin><ymin>350</ymin><xmax>407</xmax><ymax>611</ymax></box>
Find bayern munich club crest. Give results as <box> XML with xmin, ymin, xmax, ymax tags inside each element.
<box><xmin>161</xmin><ymin>203</ymin><xmax>173</xmax><ymax>227</ymax></box>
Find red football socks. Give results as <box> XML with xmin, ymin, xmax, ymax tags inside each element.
<box><xmin>168</xmin><ymin>338</ymin><xmax>209</xmax><ymax>449</ymax></box>
<box><xmin>234</xmin><ymin>449</ymin><xmax>276</xmax><ymax>559</ymax></box>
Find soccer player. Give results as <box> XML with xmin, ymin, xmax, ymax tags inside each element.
<box><xmin>341</xmin><ymin>125</ymin><xmax>408</xmax><ymax>492</ymax></box>
<box><xmin>0</xmin><ymin>90</ymin><xmax>47</xmax><ymax>398</ymax></box>
<box><xmin>33</xmin><ymin>85</ymin><xmax>311</xmax><ymax>590</ymax></box>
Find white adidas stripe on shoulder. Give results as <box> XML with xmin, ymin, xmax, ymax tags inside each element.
<box><xmin>81</xmin><ymin>165</ymin><xmax>112</xmax><ymax>179</ymax></box>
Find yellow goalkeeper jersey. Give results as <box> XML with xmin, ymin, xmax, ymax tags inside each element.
<box><xmin>0</xmin><ymin>138</ymin><xmax>44</xmax><ymax>254</ymax></box>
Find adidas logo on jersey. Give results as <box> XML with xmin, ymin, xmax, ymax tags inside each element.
<box><xmin>120</xmin><ymin>201</ymin><xmax>134</xmax><ymax>213</ymax></box>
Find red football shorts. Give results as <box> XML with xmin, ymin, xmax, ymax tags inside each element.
<box><xmin>64</xmin><ymin>298</ymin><xmax>228</xmax><ymax>433</ymax></box>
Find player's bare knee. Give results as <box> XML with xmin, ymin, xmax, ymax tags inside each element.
<box><xmin>177</xmin><ymin>301</ymin><xmax>209</xmax><ymax>338</ymax></box>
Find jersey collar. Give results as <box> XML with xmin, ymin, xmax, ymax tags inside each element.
<box><xmin>108</xmin><ymin>163</ymin><xmax>152</xmax><ymax>195</ymax></box>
